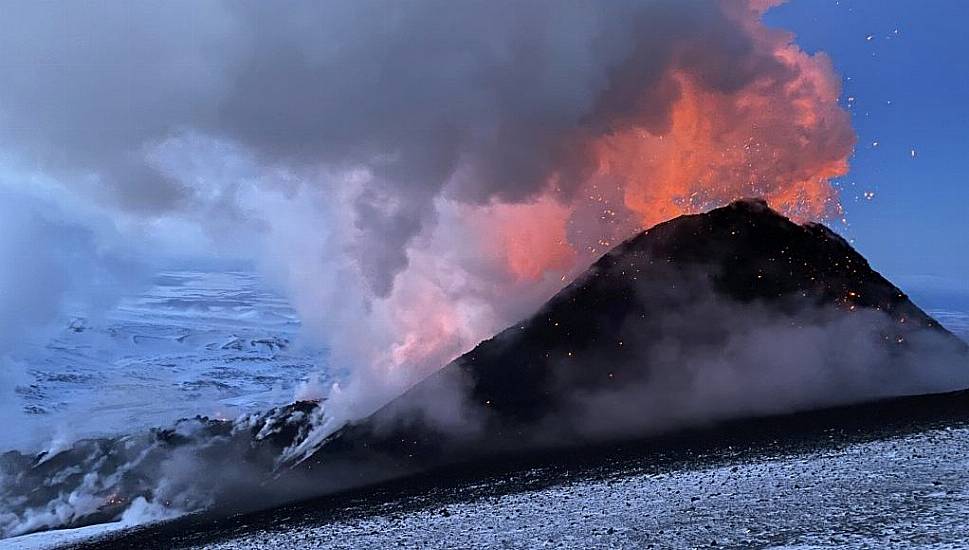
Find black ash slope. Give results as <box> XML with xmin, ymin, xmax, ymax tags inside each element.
<box><xmin>289</xmin><ymin>199</ymin><xmax>967</xmax><ymax>474</ymax></box>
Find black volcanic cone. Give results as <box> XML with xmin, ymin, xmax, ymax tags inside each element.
<box><xmin>291</xmin><ymin>199</ymin><xmax>967</xmax><ymax>476</ymax></box>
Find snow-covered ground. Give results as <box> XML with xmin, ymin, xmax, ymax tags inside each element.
<box><xmin>201</xmin><ymin>426</ymin><xmax>969</xmax><ymax>550</ymax></box>
<box><xmin>1</xmin><ymin>521</ymin><xmax>127</xmax><ymax>550</ymax></box>
<box><xmin>6</xmin><ymin>270</ymin><xmax>326</xmax><ymax>451</ymax></box>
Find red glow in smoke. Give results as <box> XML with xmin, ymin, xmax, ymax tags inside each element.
<box><xmin>376</xmin><ymin>0</ymin><xmax>855</xmax><ymax>379</ymax></box>
<box><xmin>478</xmin><ymin>1</ymin><xmax>854</xmax><ymax>282</ymax></box>
<box><xmin>478</xmin><ymin>197</ymin><xmax>576</xmax><ymax>282</ymax></box>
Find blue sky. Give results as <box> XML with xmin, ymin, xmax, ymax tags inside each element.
<box><xmin>767</xmin><ymin>1</ymin><xmax>969</xmax><ymax>302</ymax></box>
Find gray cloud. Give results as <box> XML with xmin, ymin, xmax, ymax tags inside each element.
<box><xmin>0</xmin><ymin>0</ymin><xmax>808</xmax><ymax>296</ymax></box>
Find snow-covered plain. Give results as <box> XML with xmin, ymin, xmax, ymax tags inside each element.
<box><xmin>7</xmin><ymin>270</ymin><xmax>326</xmax><ymax>451</ymax></box>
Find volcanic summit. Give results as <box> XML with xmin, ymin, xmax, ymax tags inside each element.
<box><xmin>290</xmin><ymin>199</ymin><xmax>967</xmax><ymax>473</ymax></box>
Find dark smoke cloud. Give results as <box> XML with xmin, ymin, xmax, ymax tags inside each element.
<box><xmin>0</xmin><ymin>2</ymin><xmax>238</xmax><ymax>211</ymax></box>
<box><xmin>0</xmin><ymin>0</ymin><xmax>806</xmax><ymax>296</ymax></box>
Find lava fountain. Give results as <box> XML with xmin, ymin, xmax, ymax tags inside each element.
<box><xmin>284</xmin><ymin>0</ymin><xmax>856</xmax><ymax>428</ymax></box>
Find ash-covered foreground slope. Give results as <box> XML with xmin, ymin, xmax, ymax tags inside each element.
<box><xmin>2</xmin><ymin>199</ymin><xmax>966</xmax><ymax>539</ymax></box>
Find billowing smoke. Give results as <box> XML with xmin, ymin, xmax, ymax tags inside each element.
<box><xmin>0</xmin><ymin>180</ymin><xmax>144</xmax><ymax>449</ymax></box>
<box><xmin>0</xmin><ymin>1</ymin><xmax>855</xmax><ymax>441</ymax></box>
<box><xmin>551</xmin><ymin>281</ymin><xmax>969</xmax><ymax>442</ymax></box>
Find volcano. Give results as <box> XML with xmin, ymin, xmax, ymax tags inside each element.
<box><xmin>287</xmin><ymin>198</ymin><xmax>967</xmax><ymax>473</ymax></box>
<box><xmin>3</xmin><ymin>199</ymin><xmax>967</xmax><ymax>539</ymax></box>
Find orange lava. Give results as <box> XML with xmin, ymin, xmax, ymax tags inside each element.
<box><xmin>478</xmin><ymin>197</ymin><xmax>576</xmax><ymax>282</ymax></box>
<box><xmin>483</xmin><ymin>0</ymin><xmax>854</xmax><ymax>281</ymax></box>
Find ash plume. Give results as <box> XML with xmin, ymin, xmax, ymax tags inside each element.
<box><xmin>0</xmin><ymin>1</ymin><xmax>856</xmax><ymax>423</ymax></box>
